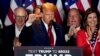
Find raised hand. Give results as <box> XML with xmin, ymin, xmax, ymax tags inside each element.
<box><xmin>27</xmin><ymin>13</ymin><xmax>37</xmax><ymax>23</ymax></box>
<box><xmin>86</xmin><ymin>26</ymin><xmax>92</xmax><ymax>40</ymax></box>
<box><xmin>13</xmin><ymin>38</ymin><xmax>21</xmax><ymax>47</ymax></box>
<box><xmin>67</xmin><ymin>25</ymin><xmax>77</xmax><ymax>37</ymax></box>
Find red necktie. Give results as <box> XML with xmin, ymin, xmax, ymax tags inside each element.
<box><xmin>48</xmin><ymin>26</ymin><xmax>54</xmax><ymax>47</ymax></box>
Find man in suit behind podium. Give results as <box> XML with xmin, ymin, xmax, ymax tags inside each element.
<box><xmin>19</xmin><ymin>2</ymin><xmax>66</xmax><ymax>46</ymax></box>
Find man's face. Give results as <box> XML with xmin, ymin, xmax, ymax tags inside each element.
<box><xmin>35</xmin><ymin>8</ymin><xmax>41</xmax><ymax>14</ymax></box>
<box><xmin>14</xmin><ymin>8</ymin><xmax>27</xmax><ymax>26</ymax></box>
<box><xmin>68</xmin><ymin>10</ymin><xmax>80</xmax><ymax>26</ymax></box>
<box><xmin>43</xmin><ymin>10</ymin><xmax>54</xmax><ymax>25</ymax></box>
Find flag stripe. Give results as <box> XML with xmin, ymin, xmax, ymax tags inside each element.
<box><xmin>81</xmin><ymin>0</ymin><xmax>91</xmax><ymax>11</ymax></box>
<box><xmin>41</xmin><ymin>0</ymin><xmax>44</xmax><ymax>3</ymax></box>
<box><xmin>26</xmin><ymin>1</ymin><xmax>36</xmax><ymax>12</ymax></box>
<box><xmin>5</xmin><ymin>16</ymin><xmax>12</xmax><ymax>26</ymax></box>
<box><xmin>55</xmin><ymin>10</ymin><xmax>62</xmax><ymax>24</ymax></box>
<box><xmin>10</xmin><ymin>0</ymin><xmax>18</xmax><ymax>12</ymax></box>
<box><xmin>87</xmin><ymin>0</ymin><xmax>91</xmax><ymax>7</ymax></box>
<box><xmin>36</xmin><ymin>0</ymin><xmax>44</xmax><ymax>5</ymax></box>
<box><xmin>70</xmin><ymin>3</ymin><xmax>78</xmax><ymax>9</ymax></box>
<box><xmin>56</xmin><ymin>0</ymin><xmax>65</xmax><ymax>21</ymax></box>
<box><xmin>76</xmin><ymin>0</ymin><xmax>85</xmax><ymax>11</ymax></box>
<box><xmin>31</xmin><ymin>2</ymin><xmax>36</xmax><ymax>10</ymax></box>
<box><xmin>65</xmin><ymin>0</ymin><xmax>91</xmax><ymax>12</ymax></box>
<box><xmin>5</xmin><ymin>0</ymin><xmax>17</xmax><ymax>26</ymax></box>
<box><xmin>7</xmin><ymin>8</ymin><xmax>15</xmax><ymax>24</ymax></box>
<box><xmin>26</xmin><ymin>5</ymin><xmax>34</xmax><ymax>12</ymax></box>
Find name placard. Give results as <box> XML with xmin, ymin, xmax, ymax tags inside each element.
<box><xmin>14</xmin><ymin>46</ymin><xmax>83</xmax><ymax>56</ymax></box>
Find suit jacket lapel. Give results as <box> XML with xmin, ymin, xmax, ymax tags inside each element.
<box><xmin>39</xmin><ymin>20</ymin><xmax>50</xmax><ymax>45</ymax></box>
<box><xmin>12</xmin><ymin>24</ymin><xmax>16</xmax><ymax>39</ymax></box>
<box><xmin>52</xmin><ymin>22</ymin><xmax>61</xmax><ymax>45</ymax></box>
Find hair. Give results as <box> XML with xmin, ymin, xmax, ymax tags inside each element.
<box><xmin>42</xmin><ymin>2</ymin><xmax>56</xmax><ymax>12</ymax></box>
<box><xmin>83</xmin><ymin>8</ymin><xmax>100</xmax><ymax>31</ymax></box>
<box><xmin>68</xmin><ymin>8</ymin><xmax>81</xmax><ymax>17</ymax></box>
<box><xmin>67</xmin><ymin>8</ymin><xmax>82</xmax><ymax>25</ymax></box>
<box><xmin>14</xmin><ymin>6</ymin><xmax>27</xmax><ymax>15</ymax></box>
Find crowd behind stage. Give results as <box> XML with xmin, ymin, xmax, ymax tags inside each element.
<box><xmin>0</xmin><ymin>2</ymin><xmax>100</xmax><ymax>56</ymax></box>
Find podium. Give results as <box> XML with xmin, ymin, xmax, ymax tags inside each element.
<box><xmin>14</xmin><ymin>46</ymin><xmax>83</xmax><ymax>56</ymax></box>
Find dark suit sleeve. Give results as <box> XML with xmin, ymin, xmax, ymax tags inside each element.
<box><xmin>19</xmin><ymin>26</ymin><xmax>32</xmax><ymax>46</ymax></box>
<box><xmin>59</xmin><ymin>26</ymin><xmax>67</xmax><ymax>46</ymax></box>
<box><xmin>54</xmin><ymin>23</ymin><xmax>66</xmax><ymax>46</ymax></box>
<box><xmin>3</xmin><ymin>26</ymin><xmax>14</xmax><ymax>56</ymax></box>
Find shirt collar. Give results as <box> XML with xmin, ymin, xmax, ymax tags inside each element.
<box><xmin>15</xmin><ymin>24</ymin><xmax>24</xmax><ymax>31</ymax></box>
<box><xmin>42</xmin><ymin>19</ymin><xmax>48</xmax><ymax>31</ymax></box>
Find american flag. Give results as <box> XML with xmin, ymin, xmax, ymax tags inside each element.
<box><xmin>4</xmin><ymin>0</ymin><xmax>36</xmax><ymax>26</ymax></box>
<box><xmin>4</xmin><ymin>0</ymin><xmax>91</xmax><ymax>26</ymax></box>
<box><xmin>4</xmin><ymin>0</ymin><xmax>65</xmax><ymax>26</ymax></box>
<box><xmin>64</xmin><ymin>0</ymin><xmax>91</xmax><ymax>12</ymax></box>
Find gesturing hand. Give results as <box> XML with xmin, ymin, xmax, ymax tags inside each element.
<box><xmin>68</xmin><ymin>25</ymin><xmax>77</xmax><ymax>37</ymax></box>
<box><xmin>27</xmin><ymin>13</ymin><xmax>37</xmax><ymax>23</ymax></box>
<box><xmin>13</xmin><ymin>38</ymin><xmax>21</xmax><ymax>47</ymax></box>
<box><xmin>86</xmin><ymin>26</ymin><xmax>92</xmax><ymax>40</ymax></box>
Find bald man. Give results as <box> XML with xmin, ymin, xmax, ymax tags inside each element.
<box><xmin>3</xmin><ymin>7</ymin><xmax>27</xmax><ymax>56</ymax></box>
<box><xmin>19</xmin><ymin>2</ymin><xmax>66</xmax><ymax>46</ymax></box>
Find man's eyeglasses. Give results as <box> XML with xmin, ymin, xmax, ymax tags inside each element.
<box><xmin>15</xmin><ymin>15</ymin><xmax>26</xmax><ymax>19</ymax></box>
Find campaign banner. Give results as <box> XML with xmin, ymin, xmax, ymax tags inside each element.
<box><xmin>14</xmin><ymin>46</ymin><xmax>83</xmax><ymax>56</ymax></box>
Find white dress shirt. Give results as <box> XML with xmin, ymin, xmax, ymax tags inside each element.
<box><xmin>42</xmin><ymin>20</ymin><xmax>57</xmax><ymax>45</ymax></box>
<box><xmin>15</xmin><ymin>25</ymin><xmax>24</xmax><ymax>37</ymax></box>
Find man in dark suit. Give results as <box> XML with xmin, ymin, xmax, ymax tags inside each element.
<box><xmin>63</xmin><ymin>8</ymin><xmax>81</xmax><ymax>46</ymax></box>
<box><xmin>3</xmin><ymin>7</ymin><xmax>27</xmax><ymax>56</ymax></box>
<box><xmin>19</xmin><ymin>2</ymin><xmax>66</xmax><ymax>46</ymax></box>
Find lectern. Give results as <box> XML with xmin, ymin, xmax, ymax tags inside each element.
<box><xmin>14</xmin><ymin>46</ymin><xmax>83</xmax><ymax>56</ymax></box>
